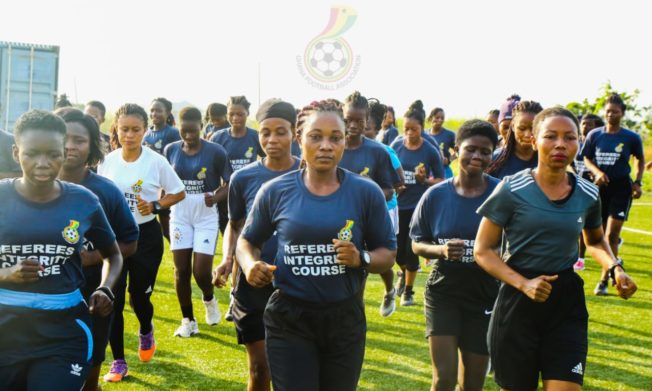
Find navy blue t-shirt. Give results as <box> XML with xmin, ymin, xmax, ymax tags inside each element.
<box><xmin>203</xmin><ymin>124</ymin><xmax>228</xmax><ymax>139</ymax></box>
<box><xmin>394</xmin><ymin>131</ymin><xmax>439</xmax><ymax>150</ymax></box>
<box><xmin>209</xmin><ymin>127</ymin><xmax>265</xmax><ymax>171</ymax></box>
<box><xmin>339</xmin><ymin>137</ymin><xmax>401</xmax><ymax>190</ymax></box>
<box><xmin>291</xmin><ymin>140</ymin><xmax>302</xmax><ymax>158</ymax></box>
<box><xmin>381</xmin><ymin>126</ymin><xmax>399</xmax><ymax>145</ymax></box>
<box><xmin>490</xmin><ymin>148</ymin><xmax>538</xmax><ymax>180</ymax></box>
<box><xmin>0</xmin><ymin>130</ymin><xmax>20</xmax><ymax>174</ymax></box>
<box><xmin>391</xmin><ymin>139</ymin><xmax>445</xmax><ymax>210</ymax></box>
<box><xmin>229</xmin><ymin>158</ymin><xmax>301</xmax><ymax>264</ymax></box>
<box><xmin>581</xmin><ymin>127</ymin><xmax>644</xmax><ymax>180</ymax></box>
<box><xmin>242</xmin><ymin>168</ymin><xmax>397</xmax><ymax>303</ymax></box>
<box><xmin>144</xmin><ymin>125</ymin><xmax>181</xmax><ymax>155</ymax></box>
<box><xmin>0</xmin><ymin>180</ymin><xmax>116</xmax><ymax>294</ymax></box>
<box><xmin>431</xmin><ymin>128</ymin><xmax>456</xmax><ymax>163</ymax></box>
<box><xmin>164</xmin><ymin>140</ymin><xmax>232</xmax><ymax>194</ymax></box>
<box><xmin>410</xmin><ymin>176</ymin><xmax>499</xmax><ymax>269</ymax></box>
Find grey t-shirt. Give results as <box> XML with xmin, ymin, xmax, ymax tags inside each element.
<box><xmin>477</xmin><ymin>169</ymin><xmax>602</xmax><ymax>273</ymax></box>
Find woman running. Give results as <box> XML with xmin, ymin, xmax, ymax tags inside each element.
<box><xmin>214</xmin><ymin>98</ymin><xmax>300</xmax><ymax>391</ymax></box>
<box><xmin>486</xmin><ymin>100</ymin><xmax>543</xmax><ymax>179</ymax></box>
<box><xmin>428</xmin><ymin>107</ymin><xmax>456</xmax><ymax>178</ymax></box>
<box><xmin>164</xmin><ymin>107</ymin><xmax>232</xmax><ymax>337</ymax></box>
<box><xmin>581</xmin><ymin>93</ymin><xmax>645</xmax><ymax>295</ymax></box>
<box><xmin>58</xmin><ymin>109</ymin><xmax>140</xmax><ymax>391</ymax></box>
<box><xmin>411</xmin><ymin>119</ymin><xmax>499</xmax><ymax>391</ymax></box>
<box><xmin>474</xmin><ymin>106</ymin><xmax>637</xmax><ymax>391</ymax></box>
<box><xmin>99</xmin><ymin>103</ymin><xmax>186</xmax><ymax>382</ymax></box>
<box><xmin>391</xmin><ymin>100</ymin><xmax>445</xmax><ymax>306</ymax></box>
<box><xmin>84</xmin><ymin>100</ymin><xmax>110</xmax><ymax>148</ymax></box>
<box><xmin>236</xmin><ymin>100</ymin><xmax>396</xmax><ymax>391</ymax></box>
<box><xmin>378</xmin><ymin>105</ymin><xmax>399</xmax><ymax>145</ymax></box>
<box><xmin>203</xmin><ymin>102</ymin><xmax>229</xmax><ymax>139</ymax></box>
<box><xmin>0</xmin><ymin>110</ymin><xmax>123</xmax><ymax>391</ymax></box>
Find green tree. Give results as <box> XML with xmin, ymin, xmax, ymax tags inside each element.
<box><xmin>566</xmin><ymin>81</ymin><xmax>652</xmax><ymax>136</ymax></box>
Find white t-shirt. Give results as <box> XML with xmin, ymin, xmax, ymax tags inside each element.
<box><xmin>98</xmin><ymin>147</ymin><xmax>185</xmax><ymax>225</ymax></box>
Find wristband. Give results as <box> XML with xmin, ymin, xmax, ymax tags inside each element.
<box><xmin>608</xmin><ymin>258</ymin><xmax>625</xmax><ymax>285</ymax></box>
<box><xmin>95</xmin><ymin>286</ymin><xmax>115</xmax><ymax>302</ymax></box>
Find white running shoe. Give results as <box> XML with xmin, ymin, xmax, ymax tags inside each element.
<box><xmin>204</xmin><ymin>297</ymin><xmax>221</xmax><ymax>325</ymax></box>
<box><xmin>174</xmin><ymin>318</ymin><xmax>199</xmax><ymax>338</ymax></box>
<box><xmin>380</xmin><ymin>288</ymin><xmax>397</xmax><ymax>317</ymax></box>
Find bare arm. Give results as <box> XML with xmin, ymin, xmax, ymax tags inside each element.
<box><xmin>236</xmin><ymin>236</ymin><xmax>274</xmax><ymax>288</ymax></box>
<box><xmin>213</xmin><ymin>219</ymin><xmax>245</xmax><ymax>287</ymax></box>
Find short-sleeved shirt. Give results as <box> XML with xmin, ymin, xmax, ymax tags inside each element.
<box><xmin>291</xmin><ymin>140</ymin><xmax>302</xmax><ymax>158</ymax></box>
<box><xmin>164</xmin><ymin>140</ymin><xmax>232</xmax><ymax>194</ymax></box>
<box><xmin>0</xmin><ymin>130</ymin><xmax>21</xmax><ymax>175</ymax></box>
<box><xmin>0</xmin><ymin>180</ymin><xmax>116</xmax><ymax>294</ymax></box>
<box><xmin>209</xmin><ymin>127</ymin><xmax>265</xmax><ymax>171</ymax></box>
<box><xmin>393</xmin><ymin>131</ymin><xmax>439</xmax><ymax>150</ymax></box>
<box><xmin>477</xmin><ymin>169</ymin><xmax>602</xmax><ymax>273</ymax></box>
<box><xmin>229</xmin><ymin>158</ymin><xmax>301</xmax><ymax>264</ymax></box>
<box><xmin>410</xmin><ymin>176</ymin><xmax>499</xmax><ymax>270</ymax></box>
<box><xmin>430</xmin><ymin>128</ymin><xmax>456</xmax><ymax>164</ymax></box>
<box><xmin>391</xmin><ymin>139</ymin><xmax>445</xmax><ymax>210</ymax></box>
<box><xmin>380</xmin><ymin>126</ymin><xmax>399</xmax><ymax>145</ymax></box>
<box><xmin>581</xmin><ymin>126</ymin><xmax>644</xmax><ymax>180</ymax></box>
<box><xmin>490</xmin><ymin>148</ymin><xmax>538</xmax><ymax>179</ymax></box>
<box><xmin>143</xmin><ymin>125</ymin><xmax>181</xmax><ymax>155</ymax></box>
<box><xmin>98</xmin><ymin>147</ymin><xmax>185</xmax><ymax>225</ymax></box>
<box><xmin>339</xmin><ymin>137</ymin><xmax>401</xmax><ymax>191</ymax></box>
<box><xmin>574</xmin><ymin>141</ymin><xmax>587</xmax><ymax>177</ymax></box>
<box><xmin>241</xmin><ymin>168</ymin><xmax>397</xmax><ymax>304</ymax></box>
<box><xmin>384</xmin><ymin>144</ymin><xmax>401</xmax><ymax>210</ymax></box>
<box><xmin>203</xmin><ymin>124</ymin><xmax>228</xmax><ymax>139</ymax></box>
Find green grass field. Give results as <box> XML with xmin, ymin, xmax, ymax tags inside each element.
<box><xmin>100</xmin><ymin>172</ymin><xmax>652</xmax><ymax>391</ymax></box>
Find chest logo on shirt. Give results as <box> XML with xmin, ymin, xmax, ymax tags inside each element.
<box><xmin>131</xmin><ymin>179</ymin><xmax>144</xmax><ymax>193</ymax></box>
<box><xmin>245</xmin><ymin>147</ymin><xmax>254</xmax><ymax>159</ymax></box>
<box><xmin>615</xmin><ymin>143</ymin><xmax>624</xmax><ymax>153</ymax></box>
<box><xmin>360</xmin><ymin>167</ymin><xmax>369</xmax><ymax>176</ymax></box>
<box><xmin>155</xmin><ymin>140</ymin><xmax>162</xmax><ymax>150</ymax></box>
<box><xmin>197</xmin><ymin>167</ymin><xmax>207</xmax><ymax>180</ymax></box>
<box><xmin>62</xmin><ymin>220</ymin><xmax>81</xmax><ymax>244</ymax></box>
<box><xmin>337</xmin><ymin>220</ymin><xmax>355</xmax><ymax>241</ymax></box>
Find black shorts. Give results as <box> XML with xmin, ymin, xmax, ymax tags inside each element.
<box><xmin>0</xmin><ymin>302</ymin><xmax>92</xmax><ymax>390</ymax></box>
<box><xmin>599</xmin><ymin>177</ymin><xmax>633</xmax><ymax>222</ymax></box>
<box><xmin>81</xmin><ymin>265</ymin><xmax>113</xmax><ymax>366</ymax></box>
<box><xmin>488</xmin><ymin>268</ymin><xmax>588</xmax><ymax>390</ymax></box>
<box><xmin>125</xmin><ymin>219</ymin><xmax>164</xmax><ymax>297</ymax></box>
<box><xmin>233</xmin><ymin>272</ymin><xmax>274</xmax><ymax>344</ymax></box>
<box><xmin>264</xmin><ymin>290</ymin><xmax>366</xmax><ymax>391</ymax></box>
<box><xmin>424</xmin><ymin>262</ymin><xmax>498</xmax><ymax>355</ymax></box>
<box><xmin>396</xmin><ymin>208</ymin><xmax>419</xmax><ymax>272</ymax></box>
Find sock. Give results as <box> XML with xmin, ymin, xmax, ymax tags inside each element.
<box><xmin>181</xmin><ymin>305</ymin><xmax>194</xmax><ymax>321</ymax></box>
<box><xmin>203</xmin><ymin>294</ymin><xmax>214</xmax><ymax>302</ymax></box>
<box><xmin>405</xmin><ymin>285</ymin><xmax>414</xmax><ymax>294</ymax></box>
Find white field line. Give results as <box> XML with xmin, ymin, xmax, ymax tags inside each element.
<box><xmin>622</xmin><ymin>227</ymin><xmax>652</xmax><ymax>236</ymax></box>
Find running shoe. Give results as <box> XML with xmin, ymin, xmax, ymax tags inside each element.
<box><xmin>594</xmin><ymin>281</ymin><xmax>608</xmax><ymax>296</ymax></box>
<box><xmin>380</xmin><ymin>288</ymin><xmax>397</xmax><ymax>317</ymax></box>
<box><xmin>174</xmin><ymin>318</ymin><xmax>199</xmax><ymax>338</ymax></box>
<box><xmin>395</xmin><ymin>271</ymin><xmax>406</xmax><ymax>297</ymax></box>
<box><xmin>573</xmin><ymin>259</ymin><xmax>585</xmax><ymax>272</ymax></box>
<box><xmin>103</xmin><ymin>359</ymin><xmax>128</xmax><ymax>382</ymax></box>
<box><xmin>204</xmin><ymin>297</ymin><xmax>221</xmax><ymax>325</ymax></box>
<box><xmin>401</xmin><ymin>290</ymin><xmax>415</xmax><ymax>306</ymax></box>
<box><xmin>138</xmin><ymin>327</ymin><xmax>156</xmax><ymax>362</ymax></box>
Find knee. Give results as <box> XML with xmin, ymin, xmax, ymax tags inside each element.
<box><xmin>192</xmin><ymin>268</ymin><xmax>212</xmax><ymax>288</ymax></box>
<box><xmin>433</xmin><ymin>366</ymin><xmax>457</xmax><ymax>391</ymax></box>
<box><xmin>174</xmin><ymin>264</ymin><xmax>191</xmax><ymax>281</ymax></box>
<box><xmin>249</xmin><ymin>359</ymin><xmax>271</xmax><ymax>385</ymax></box>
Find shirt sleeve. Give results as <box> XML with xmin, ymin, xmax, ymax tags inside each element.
<box><xmin>167</xmin><ymin>129</ymin><xmax>181</xmax><ymax>145</ymax></box>
<box><xmin>631</xmin><ymin>132</ymin><xmax>644</xmax><ymax>160</ymax></box>
<box><xmin>386</xmin><ymin>146</ymin><xmax>402</xmax><ymax>170</ymax></box>
<box><xmin>363</xmin><ymin>183</ymin><xmax>397</xmax><ymax>251</ymax></box>
<box><xmin>228</xmin><ymin>174</ymin><xmax>247</xmax><ymax>221</ymax></box>
<box><xmin>476</xmin><ymin>180</ymin><xmax>515</xmax><ymax>227</ymax></box>
<box><xmin>372</xmin><ymin>149</ymin><xmax>398</xmax><ymax>189</ymax></box>
<box><xmin>428</xmin><ymin>146</ymin><xmax>445</xmax><ymax>179</ymax></box>
<box><xmin>86</xmin><ymin>200</ymin><xmax>118</xmax><ymax>250</ymax></box>
<box><xmin>409</xmin><ymin>191</ymin><xmax>433</xmax><ymax>242</ymax></box>
<box><xmin>213</xmin><ymin>146</ymin><xmax>232</xmax><ymax>183</ymax></box>
<box><xmin>584</xmin><ymin>197</ymin><xmax>602</xmax><ymax>230</ymax></box>
<box><xmin>157</xmin><ymin>156</ymin><xmax>185</xmax><ymax>194</ymax></box>
<box><xmin>241</xmin><ymin>184</ymin><xmax>276</xmax><ymax>247</ymax></box>
<box><xmin>581</xmin><ymin>131</ymin><xmax>597</xmax><ymax>161</ymax></box>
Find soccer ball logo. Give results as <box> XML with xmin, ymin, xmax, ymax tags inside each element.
<box><xmin>337</xmin><ymin>220</ymin><xmax>355</xmax><ymax>242</ymax></box>
<box><xmin>131</xmin><ymin>179</ymin><xmax>144</xmax><ymax>194</ymax></box>
<box><xmin>173</xmin><ymin>227</ymin><xmax>183</xmax><ymax>243</ymax></box>
<box><xmin>197</xmin><ymin>167</ymin><xmax>207</xmax><ymax>180</ymax></box>
<box><xmin>305</xmin><ymin>38</ymin><xmax>353</xmax><ymax>82</ymax></box>
<box><xmin>245</xmin><ymin>147</ymin><xmax>254</xmax><ymax>159</ymax></box>
<box><xmin>62</xmin><ymin>220</ymin><xmax>80</xmax><ymax>244</ymax></box>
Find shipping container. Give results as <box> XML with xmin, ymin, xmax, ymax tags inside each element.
<box><xmin>0</xmin><ymin>41</ymin><xmax>59</xmax><ymax>131</ymax></box>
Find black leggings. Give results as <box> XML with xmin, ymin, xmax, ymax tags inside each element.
<box><xmin>109</xmin><ymin>219</ymin><xmax>164</xmax><ymax>360</ymax></box>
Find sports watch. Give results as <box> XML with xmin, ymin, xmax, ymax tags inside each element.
<box><xmin>151</xmin><ymin>201</ymin><xmax>162</xmax><ymax>215</ymax></box>
<box><xmin>360</xmin><ymin>250</ymin><xmax>371</xmax><ymax>269</ymax></box>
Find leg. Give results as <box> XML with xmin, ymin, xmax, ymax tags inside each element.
<box><xmin>193</xmin><ymin>252</ymin><xmax>216</xmax><ymax>301</ymax></box>
<box><xmin>158</xmin><ymin>211</ymin><xmax>171</xmax><ymax>242</ymax></box>
<box><xmin>245</xmin><ymin>340</ymin><xmax>272</xmax><ymax>391</ymax></box>
<box><xmin>458</xmin><ymin>350</ymin><xmax>489</xmax><ymax>391</ymax></box>
<box><xmin>542</xmin><ymin>380</ymin><xmax>581</xmax><ymax>391</ymax></box>
<box><xmin>83</xmin><ymin>366</ymin><xmax>102</xmax><ymax>391</ymax></box>
<box><xmin>173</xmin><ymin>249</ymin><xmax>195</xmax><ymax>320</ymax></box>
<box><xmin>380</xmin><ymin>268</ymin><xmax>394</xmax><ymax>292</ymax></box>
<box><xmin>108</xmin><ymin>265</ymin><xmax>128</xmax><ymax>360</ymax></box>
<box><xmin>428</xmin><ymin>336</ymin><xmax>459</xmax><ymax>391</ymax></box>
<box><xmin>600</xmin><ymin>217</ymin><xmax>624</xmax><ymax>283</ymax></box>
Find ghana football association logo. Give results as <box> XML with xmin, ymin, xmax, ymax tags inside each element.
<box><xmin>615</xmin><ymin>143</ymin><xmax>624</xmax><ymax>153</ymax></box>
<box><xmin>197</xmin><ymin>167</ymin><xmax>207</xmax><ymax>180</ymax></box>
<box><xmin>360</xmin><ymin>167</ymin><xmax>369</xmax><ymax>177</ymax></box>
<box><xmin>62</xmin><ymin>220</ymin><xmax>81</xmax><ymax>244</ymax></box>
<box><xmin>131</xmin><ymin>179</ymin><xmax>144</xmax><ymax>193</ymax></box>
<box><xmin>245</xmin><ymin>147</ymin><xmax>254</xmax><ymax>159</ymax></box>
<box><xmin>296</xmin><ymin>6</ymin><xmax>361</xmax><ymax>90</ymax></box>
<box><xmin>338</xmin><ymin>220</ymin><xmax>355</xmax><ymax>241</ymax></box>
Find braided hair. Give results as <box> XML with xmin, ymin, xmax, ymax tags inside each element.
<box><xmin>152</xmin><ymin>97</ymin><xmax>175</xmax><ymax>126</ymax></box>
<box><xmin>61</xmin><ymin>109</ymin><xmax>106</xmax><ymax>167</ymax></box>
<box><xmin>368</xmin><ymin>98</ymin><xmax>387</xmax><ymax>132</ymax></box>
<box><xmin>533</xmin><ymin>107</ymin><xmax>579</xmax><ymax>137</ymax></box>
<box><xmin>109</xmin><ymin>103</ymin><xmax>148</xmax><ymax>150</ymax></box>
<box><xmin>204</xmin><ymin>103</ymin><xmax>227</xmax><ymax>123</ymax></box>
<box><xmin>344</xmin><ymin>91</ymin><xmax>369</xmax><ymax>111</ymax></box>
<box><xmin>296</xmin><ymin>100</ymin><xmax>345</xmax><ymax>169</ymax></box>
<box><xmin>227</xmin><ymin>96</ymin><xmax>251</xmax><ymax>113</ymax></box>
<box><xmin>404</xmin><ymin>100</ymin><xmax>426</xmax><ymax>129</ymax></box>
<box><xmin>486</xmin><ymin>100</ymin><xmax>543</xmax><ymax>175</ymax></box>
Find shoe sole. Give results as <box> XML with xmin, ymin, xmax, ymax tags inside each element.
<box><xmin>104</xmin><ymin>373</ymin><xmax>128</xmax><ymax>382</ymax></box>
<box><xmin>380</xmin><ymin>303</ymin><xmax>396</xmax><ymax>317</ymax></box>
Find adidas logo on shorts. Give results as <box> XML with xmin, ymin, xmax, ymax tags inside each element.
<box><xmin>577</xmin><ymin>217</ymin><xmax>582</xmax><ymax>223</ymax></box>
<box><xmin>571</xmin><ymin>362</ymin><xmax>583</xmax><ymax>375</ymax></box>
<box><xmin>618</xmin><ymin>211</ymin><xmax>625</xmax><ymax>217</ymax></box>
<box><xmin>70</xmin><ymin>363</ymin><xmax>82</xmax><ymax>376</ymax></box>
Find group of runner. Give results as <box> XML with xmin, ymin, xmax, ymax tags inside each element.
<box><xmin>0</xmin><ymin>91</ymin><xmax>646</xmax><ymax>391</ymax></box>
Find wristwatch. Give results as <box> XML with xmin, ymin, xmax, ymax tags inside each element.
<box><xmin>360</xmin><ymin>251</ymin><xmax>371</xmax><ymax>269</ymax></box>
<box><xmin>608</xmin><ymin>258</ymin><xmax>625</xmax><ymax>285</ymax></box>
<box><xmin>151</xmin><ymin>201</ymin><xmax>162</xmax><ymax>215</ymax></box>
<box><xmin>633</xmin><ymin>180</ymin><xmax>642</xmax><ymax>186</ymax></box>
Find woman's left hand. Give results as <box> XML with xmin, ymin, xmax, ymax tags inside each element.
<box><xmin>89</xmin><ymin>290</ymin><xmax>113</xmax><ymax>317</ymax></box>
<box><xmin>632</xmin><ymin>183</ymin><xmax>642</xmax><ymax>199</ymax></box>
<box><xmin>204</xmin><ymin>192</ymin><xmax>217</xmax><ymax>207</ymax></box>
<box><xmin>615</xmin><ymin>269</ymin><xmax>637</xmax><ymax>299</ymax></box>
<box><xmin>333</xmin><ymin>239</ymin><xmax>361</xmax><ymax>268</ymax></box>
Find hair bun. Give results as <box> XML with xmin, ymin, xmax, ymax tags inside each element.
<box><xmin>409</xmin><ymin>100</ymin><xmax>424</xmax><ymax>113</ymax></box>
